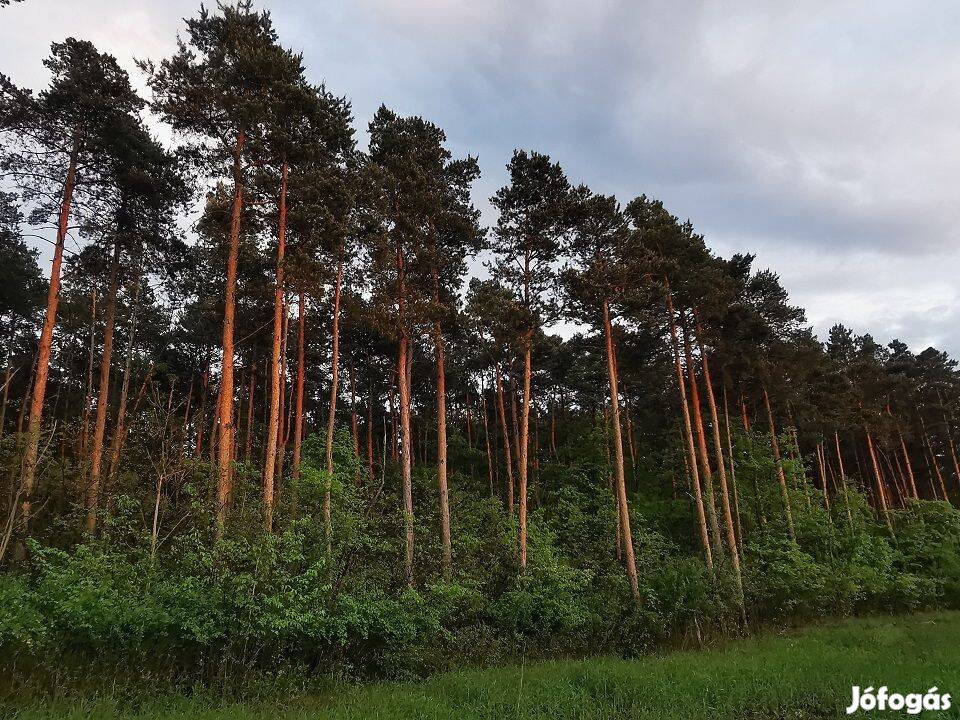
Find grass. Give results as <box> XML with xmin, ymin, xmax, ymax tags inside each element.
<box><xmin>7</xmin><ymin>612</ymin><xmax>960</xmax><ymax>719</ymax></box>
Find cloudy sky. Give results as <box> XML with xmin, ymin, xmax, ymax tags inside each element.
<box><xmin>4</xmin><ymin>0</ymin><xmax>959</xmax><ymax>353</ymax></box>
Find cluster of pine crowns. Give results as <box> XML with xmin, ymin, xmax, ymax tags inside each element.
<box><xmin>0</xmin><ymin>2</ymin><xmax>956</xmax><ymax>602</ymax></box>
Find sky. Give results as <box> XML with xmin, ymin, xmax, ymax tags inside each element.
<box><xmin>3</xmin><ymin>0</ymin><xmax>960</xmax><ymax>354</ymax></box>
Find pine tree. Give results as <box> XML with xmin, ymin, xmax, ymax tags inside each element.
<box><xmin>490</xmin><ymin>150</ymin><xmax>572</xmax><ymax>569</ymax></box>
<box><xmin>0</xmin><ymin>38</ymin><xmax>145</xmax><ymax>555</ymax></box>
<box><xmin>144</xmin><ymin>1</ymin><xmax>306</xmax><ymax>534</ymax></box>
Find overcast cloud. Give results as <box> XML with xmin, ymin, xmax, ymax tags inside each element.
<box><xmin>3</xmin><ymin>0</ymin><xmax>959</xmax><ymax>353</ymax></box>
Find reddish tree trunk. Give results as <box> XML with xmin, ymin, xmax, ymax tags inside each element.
<box><xmin>763</xmin><ymin>387</ymin><xmax>796</xmax><ymax>540</ymax></box>
<box><xmin>722</xmin><ymin>386</ymin><xmax>744</xmax><ymax>554</ymax></box>
<box><xmin>214</xmin><ymin>132</ymin><xmax>246</xmax><ymax>536</ymax></box>
<box><xmin>695</xmin><ymin>321</ymin><xmax>743</xmax><ymax>606</ymax></box>
<box><xmin>665</xmin><ymin>285</ymin><xmax>713</xmax><ymax>570</ymax></box>
<box><xmin>602</xmin><ymin>299</ymin><xmax>640</xmax><ymax>601</ymax></box>
<box><xmin>865</xmin><ymin>427</ymin><xmax>894</xmax><ymax>532</ymax></box>
<box><xmin>324</xmin><ymin>258</ymin><xmax>344</xmax><ymax>551</ymax></box>
<box><xmin>86</xmin><ymin>240</ymin><xmax>121</xmax><ymax>532</ymax></box>
<box><xmin>681</xmin><ymin>320</ymin><xmax>722</xmax><ymax>555</ymax></box>
<box><xmin>261</xmin><ymin>161</ymin><xmax>288</xmax><ymax>532</ymax></box>
<box><xmin>482</xmin><ymin>378</ymin><xmax>495</xmax><ymax>497</ymax></box>
<box><xmin>16</xmin><ymin>143</ymin><xmax>78</xmax><ymax>545</ymax></box>
<box><xmin>434</xmin><ymin>321</ymin><xmax>452</xmax><ymax>578</ymax></box>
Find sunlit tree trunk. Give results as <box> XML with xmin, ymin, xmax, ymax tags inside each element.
<box><xmin>695</xmin><ymin>321</ymin><xmax>743</xmax><ymax>606</ymax></box>
<box><xmin>681</xmin><ymin>319</ymin><xmax>722</xmax><ymax>555</ymax></box>
<box><xmin>865</xmin><ymin>426</ymin><xmax>894</xmax><ymax>533</ymax></box>
<box><xmin>816</xmin><ymin>443</ymin><xmax>831</xmax><ymax>512</ymax></box>
<box><xmin>215</xmin><ymin>132</ymin><xmax>246</xmax><ymax>537</ymax></box>
<box><xmin>722</xmin><ymin>386</ymin><xmax>744</xmax><ymax>555</ymax></box>
<box><xmin>920</xmin><ymin>412</ymin><xmax>949</xmax><ymax>501</ymax></box>
<box><xmin>834</xmin><ymin>432</ymin><xmax>853</xmax><ymax>522</ymax></box>
<box><xmin>665</xmin><ymin>286</ymin><xmax>713</xmax><ymax>571</ymax></box>
<box><xmin>762</xmin><ymin>387</ymin><xmax>796</xmax><ymax>541</ymax></box>
<box><xmin>261</xmin><ymin>161</ymin><xmax>288</xmax><ymax>531</ymax></box>
<box><xmin>16</xmin><ymin>143</ymin><xmax>78</xmax><ymax>549</ymax></box>
<box><xmin>395</xmin><ymin>239</ymin><xmax>415</xmax><ymax>587</ymax></box>
<box><xmin>434</xmin><ymin>318</ymin><xmax>452</xmax><ymax>578</ymax></box>
<box><xmin>602</xmin><ymin>299</ymin><xmax>640</xmax><ymax>601</ymax></box>
<box><xmin>324</xmin><ymin>257</ymin><xmax>345</xmax><ymax>551</ymax></box>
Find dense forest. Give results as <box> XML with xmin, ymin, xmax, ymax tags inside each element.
<box><xmin>2</xmin><ymin>0</ymin><xmax>960</xmax><ymax>688</ymax></box>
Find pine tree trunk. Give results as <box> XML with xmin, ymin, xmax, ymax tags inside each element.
<box><xmin>897</xmin><ymin>426</ymin><xmax>918</xmax><ymax>499</ymax></box>
<box><xmin>80</xmin><ymin>288</ymin><xmax>97</xmax><ymax>463</ymax></box>
<box><xmin>550</xmin><ymin>399</ymin><xmax>558</xmax><ymax>459</ymax></box>
<box><xmin>518</xmin><ymin>342</ymin><xmax>532</xmax><ymax>570</ymax></box>
<box><xmin>395</xmin><ymin>236</ymin><xmax>415</xmax><ymax>587</ymax></box>
<box><xmin>695</xmin><ymin>321</ymin><xmax>743</xmax><ymax>606</ymax></box>
<box><xmin>681</xmin><ymin>319</ymin><xmax>722</xmax><ymax>555</ymax></box>
<box><xmin>602</xmin><ymin>299</ymin><xmax>640</xmax><ymax>601</ymax></box>
<box><xmin>834</xmin><ymin>432</ymin><xmax>853</xmax><ymax>522</ymax></box>
<box><xmin>865</xmin><ymin>427</ymin><xmax>894</xmax><ymax>532</ymax></box>
<box><xmin>398</xmin><ymin>333</ymin><xmax>415</xmax><ymax>586</ymax></box>
<box><xmin>275</xmin><ymin>299</ymin><xmax>290</xmax><ymax>497</ymax></box>
<box><xmin>434</xmin><ymin>321</ymin><xmax>452</xmax><ymax>578</ymax></box>
<box><xmin>244</xmin><ymin>359</ymin><xmax>256</xmax><ymax>464</ymax></box>
<box><xmin>107</xmin><ymin>365</ymin><xmax>152</xmax><ymax>482</ymax></box>
<box><xmin>722</xmin><ymin>386</ymin><xmax>744</xmax><ymax>554</ymax></box>
<box><xmin>763</xmin><ymin>387</ymin><xmax>796</xmax><ymax>540</ymax></box>
<box><xmin>215</xmin><ymin>131</ymin><xmax>246</xmax><ymax>537</ymax></box>
<box><xmin>482</xmin><ymin>378</ymin><xmax>495</xmax><ymax>497</ymax></box>
<box><xmin>495</xmin><ymin>364</ymin><xmax>515</xmax><ymax>515</ymax></box>
<box><xmin>921</xmin><ymin>414</ymin><xmax>949</xmax><ymax>501</ymax></box>
<box><xmin>0</xmin><ymin>364</ymin><xmax>11</xmax><ymax>441</ymax></box>
<box><xmin>817</xmin><ymin>443</ymin><xmax>831</xmax><ymax>512</ymax></box>
<box><xmin>665</xmin><ymin>286</ymin><xmax>713</xmax><ymax>570</ymax></box>
<box><xmin>389</xmin><ymin>377</ymin><xmax>398</xmax><ymax>463</ymax></box>
<box><xmin>291</xmin><ymin>292</ymin><xmax>306</xmax><ymax>504</ymax></box>
<box><xmin>86</xmin><ymin>239</ymin><xmax>121</xmax><ymax>533</ymax></box>
<box><xmin>261</xmin><ymin>161</ymin><xmax>288</xmax><ymax>532</ymax></box>
<box><xmin>366</xmin><ymin>383</ymin><xmax>375</xmax><ymax>486</ymax></box>
<box><xmin>195</xmin><ymin>368</ymin><xmax>208</xmax><ymax>458</ymax></box>
<box><xmin>324</xmin><ymin>258</ymin><xmax>344</xmax><ymax>552</ymax></box>
<box><xmin>15</xmin><ymin>143</ymin><xmax>78</xmax><ymax>548</ymax></box>
<box><xmin>350</xmin><ymin>364</ymin><xmax>359</xmax><ymax>459</ymax></box>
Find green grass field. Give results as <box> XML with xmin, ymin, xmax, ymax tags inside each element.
<box><xmin>8</xmin><ymin>612</ymin><xmax>960</xmax><ymax>719</ymax></box>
